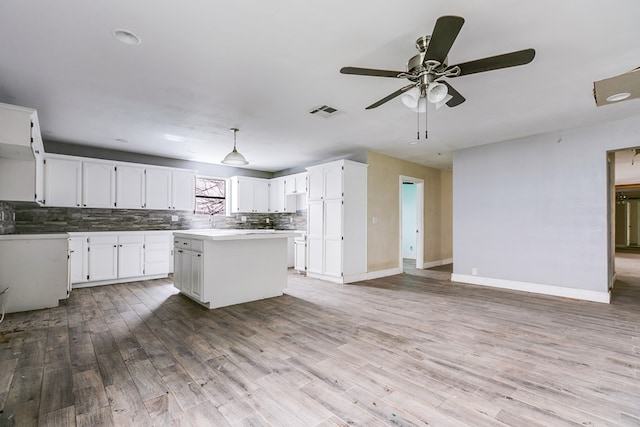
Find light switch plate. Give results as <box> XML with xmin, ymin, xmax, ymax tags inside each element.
<box><xmin>171</xmin><ymin>215</ymin><xmax>179</xmax><ymax>222</ymax></box>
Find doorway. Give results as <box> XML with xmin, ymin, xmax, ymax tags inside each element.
<box><xmin>399</xmin><ymin>176</ymin><xmax>424</xmax><ymax>271</ymax></box>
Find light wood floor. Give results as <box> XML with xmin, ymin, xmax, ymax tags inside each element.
<box><xmin>1</xmin><ymin>262</ymin><xmax>639</xmax><ymax>426</ymax></box>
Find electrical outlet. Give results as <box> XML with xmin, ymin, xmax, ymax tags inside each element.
<box><xmin>472</xmin><ymin>268</ymin><xmax>478</xmax><ymax>276</ymax></box>
<box><xmin>241</xmin><ymin>216</ymin><xmax>247</xmax><ymax>222</ymax></box>
<box><xmin>1</xmin><ymin>212</ymin><xmax>4</xmax><ymax>221</ymax></box>
<box><xmin>289</xmin><ymin>217</ymin><xmax>293</xmax><ymax>223</ymax></box>
<box><xmin>171</xmin><ymin>215</ymin><xmax>179</xmax><ymax>222</ymax></box>
<box><xmin>372</xmin><ymin>216</ymin><xmax>378</xmax><ymax>224</ymax></box>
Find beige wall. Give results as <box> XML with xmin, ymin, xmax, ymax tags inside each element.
<box><xmin>366</xmin><ymin>151</ymin><xmax>453</xmax><ymax>272</ymax></box>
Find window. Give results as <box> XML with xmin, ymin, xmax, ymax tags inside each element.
<box><xmin>195</xmin><ymin>176</ymin><xmax>227</xmax><ymax>215</ymax></box>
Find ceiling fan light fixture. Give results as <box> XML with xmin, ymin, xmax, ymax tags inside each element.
<box><xmin>427</xmin><ymin>82</ymin><xmax>448</xmax><ymax>103</ymax></box>
<box><xmin>401</xmin><ymin>86</ymin><xmax>421</xmax><ymax>108</ymax></box>
<box><xmin>221</xmin><ymin>128</ymin><xmax>248</xmax><ymax>166</ymax></box>
<box><xmin>412</xmin><ymin>97</ymin><xmax>427</xmax><ymax>113</ymax></box>
<box><xmin>606</xmin><ymin>92</ymin><xmax>631</xmax><ymax>102</ymax></box>
<box><xmin>435</xmin><ymin>94</ymin><xmax>453</xmax><ymax>110</ymax></box>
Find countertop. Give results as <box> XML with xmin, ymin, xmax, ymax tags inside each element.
<box><xmin>0</xmin><ymin>233</ymin><xmax>69</xmax><ymax>241</ymax></box>
<box><xmin>173</xmin><ymin>229</ymin><xmax>304</xmax><ymax>241</ymax></box>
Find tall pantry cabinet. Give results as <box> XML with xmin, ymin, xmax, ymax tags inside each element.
<box><xmin>306</xmin><ymin>160</ymin><xmax>367</xmax><ymax>283</ymax></box>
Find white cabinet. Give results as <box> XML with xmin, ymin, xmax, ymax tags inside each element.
<box><xmin>88</xmin><ymin>235</ymin><xmax>118</xmax><ymax>282</ymax></box>
<box><xmin>145</xmin><ymin>234</ymin><xmax>171</xmax><ymax>276</ymax></box>
<box><xmin>173</xmin><ymin>238</ymin><xmax>205</xmax><ymax>302</ymax></box>
<box><xmin>117</xmin><ymin>235</ymin><xmax>145</xmax><ymax>278</ymax></box>
<box><xmin>44</xmin><ymin>157</ymin><xmax>82</xmax><ymax>207</ymax></box>
<box><xmin>116</xmin><ymin>164</ymin><xmax>146</xmax><ymax>209</ymax></box>
<box><xmin>82</xmin><ymin>160</ymin><xmax>116</xmax><ymax>208</ymax></box>
<box><xmin>294</xmin><ymin>239</ymin><xmax>306</xmax><ymax>272</ymax></box>
<box><xmin>285</xmin><ymin>173</ymin><xmax>307</xmax><ymax>195</ymax></box>
<box><xmin>69</xmin><ymin>231</ymin><xmax>172</xmax><ymax>286</ymax></box>
<box><xmin>0</xmin><ymin>103</ymin><xmax>47</xmax><ymax>204</ymax></box>
<box><xmin>269</xmin><ymin>177</ymin><xmax>286</xmax><ymax>213</ymax></box>
<box><xmin>230</xmin><ymin>176</ymin><xmax>270</xmax><ymax>213</ymax></box>
<box><xmin>171</xmin><ymin>169</ymin><xmax>195</xmax><ymax>211</ymax></box>
<box><xmin>305</xmin><ymin>160</ymin><xmax>368</xmax><ymax>283</ymax></box>
<box><xmin>68</xmin><ymin>236</ymin><xmax>88</xmax><ymax>284</ymax></box>
<box><xmin>145</xmin><ymin>167</ymin><xmax>195</xmax><ymax>211</ymax></box>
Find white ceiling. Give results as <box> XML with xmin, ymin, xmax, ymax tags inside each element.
<box><xmin>1</xmin><ymin>1</ymin><xmax>640</xmax><ymax>173</ymax></box>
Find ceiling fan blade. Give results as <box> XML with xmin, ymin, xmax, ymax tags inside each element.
<box><xmin>365</xmin><ymin>84</ymin><xmax>416</xmax><ymax>109</ymax></box>
<box><xmin>450</xmin><ymin>48</ymin><xmax>536</xmax><ymax>77</ymax></box>
<box><xmin>440</xmin><ymin>81</ymin><xmax>465</xmax><ymax>107</ymax></box>
<box><xmin>424</xmin><ymin>15</ymin><xmax>465</xmax><ymax>64</ymax></box>
<box><xmin>340</xmin><ymin>66</ymin><xmax>404</xmax><ymax>78</ymax></box>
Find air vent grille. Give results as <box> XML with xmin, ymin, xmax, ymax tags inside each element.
<box><xmin>309</xmin><ymin>105</ymin><xmax>342</xmax><ymax>118</ymax></box>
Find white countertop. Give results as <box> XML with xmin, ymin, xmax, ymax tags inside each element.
<box><xmin>0</xmin><ymin>233</ymin><xmax>69</xmax><ymax>241</ymax></box>
<box><xmin>173</xmin><ymin>229</ymin><xmax>303</xmax><ymax>241</ymax></box>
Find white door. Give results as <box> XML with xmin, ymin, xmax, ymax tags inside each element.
<box><xmin>68</xmin><ymin>237</ymin><xmax>88</xmax><ymax>283</ymax></box>
<box><xmin>82</xmin><ymin>161</ymin><xmax>116</xmax><ymax>208</ymax></box>
<box><xmin>190</xmin><ymin>251</ymin><xmax>204</xmax><ymax>301</ymax></box>
<box><xmin>307</xmin><ymin>168</ymin><xmax>324</xmax><ymax>201</ymax></box>
<box><xmin>234</xmin><ymin>178</ymin><xmax>255</xmax><ymax>212</ymax></box>
<box><xmin>253</xmin><ymin>180</ymin><xmax>270</xmax><ymax>213</ymax></box>
<box><xmin>118</xmin><ymin>236</ymin><xmax>145</xmax><ymax>278</ymax></box>
<box><xmin>88</xmin><ymin>236</ymin><xmax>118</xmax><ymax>281</ymax></box>
<box><xmin>269</xmin><ymin>178</ymin><xmax>285</xmax><ymax>212</ymax></box>
<box><xmin>116</xmin><ymin>165</ymin><xmax>145</xmax><ymax>209</ymax></box>
<box><xmin>323</xmin><ymin>165</ymin><xmax>343</xmax><ymax>200</ymax></box>
<box><xmin>306</xmin><ymin>200</ymin><xmax>324</xmax><ymax>273</ymax></box>
<box><xmin>323</xmin><ymin>199</ymin><xmax>343</xmax><ymax>276</ymax></box>
<box><xmin>145</xmin><ymin>168</ymin><xmax>172</xmax><ymax>210</ymax></box>
<box><xmin>44</xmin><ymin>157</ymin><xmax>82</xmax><ymax>207</ymax></box>
<box><xmin>171</xmin><ymin>170</ymin><xmax>195</xmax><ymax>211</ymax></box>
<box><xmin>173</xmin><ymin>248</ymin><xmax>184</xmax><ymax>291</ymax></box>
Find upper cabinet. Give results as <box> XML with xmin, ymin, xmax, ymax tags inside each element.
<box><xmin>269</xmin><ymin>177</ymin><xmax>287</xmax><ymax>213</ymax></box>
<box><xmin>307</xmin><ymin>163</ymin><xmax>342</xmax><ymax>201</ymax></box>
<box><xmin>230</xmin><ymin>176</ymin><xmax>270</xmax><ymax>213</ymax></box>
<box><xmin>0</xmin><ymin>102</ymin><xmax>45</xmax><ymax>204</ymax></box>
<box><xmin>284</xmin><ymin>172</ymin><xmax>306</xmax><ymax>195</ymax></box>
<box><xmin>43</xmin><ymin>154</ymin><xmax>196</xmax><ymax>211</ymax></box>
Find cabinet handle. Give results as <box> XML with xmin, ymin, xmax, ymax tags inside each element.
<box><xmin>113</xmin><ymin>245</ymin><xmax>117</xmax><ymax>248</ymax></box>
<box><xmin>119</xmin><ymin>244</ymin><xmax>123</xmax><ymax>247</ymax></box>
<box><xmin>83</xmin><ymin>204</ymin><xmax>86</xmax><ymax>207</ymax></box>
<box><xmin>197</xmin><ymin>254</ymin><xmax>201</xmax><ymax>257</ymax></box>
<box><xmin>76</xmin><ymin>204</ymin><xmax>80</xmax><ymax>207</ymax></box>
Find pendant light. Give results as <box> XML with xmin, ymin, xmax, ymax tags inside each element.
<box><xmin>221</xmin><ymin>128</ymin><xmax>248</xmax><ymax>166</ymax></box>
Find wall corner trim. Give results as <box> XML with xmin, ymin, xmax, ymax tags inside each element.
<box><xmin>451</xmin><ymin>274</ymin><xmax>611</xmax><ymax>304</ymax></box>
<box><xmin>365</xmin><ymin>267</ymin><xmax>402</xmax><ymax>280</ymax></box>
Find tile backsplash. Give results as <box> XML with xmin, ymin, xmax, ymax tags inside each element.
<box><xmin>0</xmin><ymin>202</ymin><xmax>15</xmax><ymax>234</ymax></box>
<box><xmin>2</xmin><ymin>204</ymin><xmax>306</xmax><ymax>234</ymax></box>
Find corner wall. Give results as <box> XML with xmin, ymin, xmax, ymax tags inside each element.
<box><xmin>366</xmin><ymin>151</ymin><xmax>452</xmax><ymax>272</ymax></box>
<box><xmin>452</xmin><ymin>114</ymin><xmax>640</xmax><ymax>302</ymax></box>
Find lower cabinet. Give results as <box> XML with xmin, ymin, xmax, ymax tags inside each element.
<box><xmin>173</xmin><ymin>238</ymin><xmax>205</xmax><ymax>302</ymax></box>
<box><xmin>68</xmin><ymin>231</ymin><xmax>172</xmax><ymax>287</ymax></box>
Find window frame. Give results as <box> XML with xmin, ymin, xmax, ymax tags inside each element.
<box><xmin>194</xmin><ymin>175</ymin><xmax>229</xmax><ymax>216</ymax></box>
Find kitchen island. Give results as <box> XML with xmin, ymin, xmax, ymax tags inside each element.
<box><xmin>172</xmin><ymin>229</ymin><xmax>302</xmax><ymax>309</ymax></box>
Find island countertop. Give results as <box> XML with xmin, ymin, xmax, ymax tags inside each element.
<box><xmin>172</xmin><ymin>229</ymin><xmax>303</xmax><ymax>241</ymax></box>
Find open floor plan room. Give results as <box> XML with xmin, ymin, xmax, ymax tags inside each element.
<box><xmin>1</xmin><ymin>266</ymin><xmax>639</xmax><ymax>426</ymax></box>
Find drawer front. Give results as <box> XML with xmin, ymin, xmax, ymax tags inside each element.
<box><xmin>174</xmin><ymin>238</ymin><xmax>191</xmax><ymax>250</ymax></box>
<box><xmin>118</xmin><ymin>234</ymin><xmax>145</xmax><ymax>245</ymax></box>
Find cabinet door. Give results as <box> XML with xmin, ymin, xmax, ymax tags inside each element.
<box><xmin>68</xmin><ymin>237</ymin><xmax>88</xmax><ymax>284</ymax></box>
<box><xmin>307</xmin><ymin>168</ymin><xmax>323</xmax><ymax>201</ymax></box>
<box><xmin>179</xmin><ymin>249</ymin><xmax>192</xmax><ymax>295</ymax></box>
<box><xmin>323</xmin><ymin>165</ymin><xmax>343</xmax><ymax>200</ymax></box>
<box><xmin>116</xmin><ymin>165</ymin><xmax>145</xmax><ymax>209</ymax></box>
<box><xmin>118</xmin><ymin>235</ymin><xmax>145</xmax><ymax>278</ymax></box>
<box><xmin>171</xmin><ymin>170</ymin><xmax>195</xmax><ymax>211</ymax></box>
<box><xmin>173</xmin><ymin>248</ymin><xmax>184</xmax><ymax>291</ymax></box>
<box><xmin>306</xmin><ymin>200</ymin><xmax>324</xmax><ymax>274</ymax></box>
<box><xmin>253</xmin><ymin>180</ymin><xmax>269</xmax><ymax>213</ymax></box>
<box><xmin>269</xmin><ymin>178</ymin><xmax>285</xmax><ymax>212</ymax></box>
<box><xmin>295</xmin><ymin>173</ymin><xmax>307</xmax><ymax>194</ymax></box>
<box><xmin>83</xmin><ymin>161</ymin><xmax>116</xmax><ymax>208</ymax></box>
<box><xmin>190</xmin><ymin>251</ymin><xmax>204</xmax><ymax>301</ymax></box>
<box><xmin>323</xmin><ymin>199</ymin><xmax>343</xmax><ymax>276</ymax></box>
<box><xmin>294</xmin><ymin>241</ymin><xmax>306</xmax><ymax>271</ymax></box>
<box><xmin>284</xmin><ymin>176</ymin><xmax>296</xmax><ymax>194</ymax></box>
<box><xmin>233</xmin><ymin>178</ymin><xmax>255</xmax><ymax>213</ymax></box>
<box><xmin>145</xmin><ymin>168</ymin><xmax>172</xmax><ymax>210</ymax></box>
<box><xmin>88</xmin><ymin>236</ymin><xmax>118</xmax><ymax>281</ymax></box>
<box><xmin>44</xmin><ymin>157</ymin><xmax>82</xmax><ymax>207</ymax></box>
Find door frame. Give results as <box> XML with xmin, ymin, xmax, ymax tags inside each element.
<box><xmin>399</xmin><ymin>175</ymin><xmax>424</xmax><ymax>271</ymax></box>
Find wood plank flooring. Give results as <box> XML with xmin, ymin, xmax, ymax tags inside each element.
<box><xmin>1</xmin><ymin>261</ymin><xmax>639</xmax><ymax>426</ymax></box>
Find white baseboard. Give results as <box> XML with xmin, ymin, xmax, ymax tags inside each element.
<box><xmin>72</xmin><ymin>273</ymin><xmax>168</xmax><ymax>289</ymax></box>
<box><xmin>365</xmin><ymin>267</ymin><xmax>402</xmax><ymax>280</ymax></box>
<box><xmin>451</xmin><ymin>274</ymin><xmax>611</xmax><ymax>304</ymax></box>
<box><xmin>421</xmin><ymin>258</ymin><xmax>453</xmax><ymax>269</ymax></box>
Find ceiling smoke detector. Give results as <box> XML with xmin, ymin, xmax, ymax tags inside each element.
<box><xmin>308</xmin><ymin>105</ymin><xmax>341</xmax><ymax>118</ymax></box>
<box><xmin>113</xmin><ymin>29</ymin><xmax>141</xmax><ymax>46</ymax></box>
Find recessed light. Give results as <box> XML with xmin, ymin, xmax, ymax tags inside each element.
<box><xmin>606</xmin><ymin>92</ymin><xmax>631</xmax><ymax>102</ymax></box>
<box><xmin>113</xmin><ymin>29</ymin><xmax>141</xmax><ymax>46</ymax></box>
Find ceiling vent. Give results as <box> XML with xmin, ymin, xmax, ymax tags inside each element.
<box><xmin>593</xmin><ymin>67</ymin><xmax>640</xmax><ymax>106</ymax></box>
<box><xmin>308</xmin><ymin>105</ymin><xmax>342</xmax><ymax>118</ymax></box>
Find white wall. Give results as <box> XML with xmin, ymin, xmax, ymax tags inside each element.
<box><xmin>402</xmin><ymin>183</ymin><xmax>417</xmax><ymax>259</ymax></box>
<box><xmin>452</xmin><ymin>115</ymin><xmax>640</xmax><ymax>302</ymax></box>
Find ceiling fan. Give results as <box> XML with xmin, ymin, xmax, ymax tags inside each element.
<box><xmin>340</xmin><ymin>15</ymin><xmax>536</xmax><ymax>110</ymax></box>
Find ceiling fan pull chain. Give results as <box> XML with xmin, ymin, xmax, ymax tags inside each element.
<box><xmin>425</xmin><ymin>101</ymin><xmax>428</xmax><ymax>139</ymax></box>
<box><xmin>417</xmin><ymin>106</ymin><xmax>420</xmax><ymax>140</ymax></box>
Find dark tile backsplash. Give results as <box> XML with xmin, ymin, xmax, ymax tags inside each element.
<box><xmin>2</xmin><ymin>204</ymin><xmax>306</xmax><ymax>234</ymax></box>
<box><xmin>0</xmin><ymin>202</ymin><xmax>15</xmax><ymax>234</ymax></box>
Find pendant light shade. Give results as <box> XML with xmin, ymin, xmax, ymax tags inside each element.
<box><xmin>426</xmin><ymin>82</ymin><xmax>448</xmax><ymax>104</ymax></box>
<box><xmin>221</xmin><ymin>128</ymin><xmax>248</xmax><ymax>166</ymax></box>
